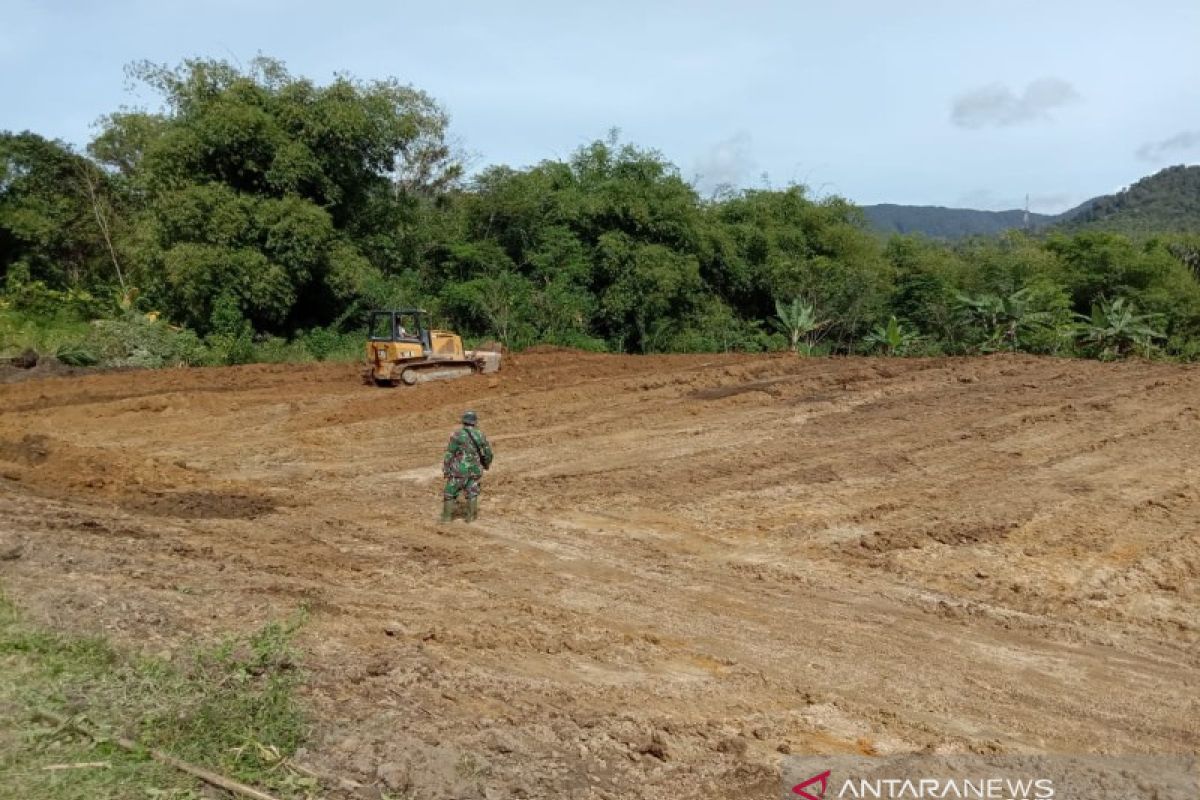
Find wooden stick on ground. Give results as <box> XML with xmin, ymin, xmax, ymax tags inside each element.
<box><xmin>32</xmin><ymin>709</ymin><xmax>285</xmax><ymax>800</ymax></box>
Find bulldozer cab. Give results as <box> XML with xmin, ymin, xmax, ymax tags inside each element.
<box><xmin>368</xmin><ymin>309</ymin><xmax>430</xmax><ymax>352</ymax></box>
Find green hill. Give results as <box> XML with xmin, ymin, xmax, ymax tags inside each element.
<box><xmin>862</xmin><ymin>204</ymin><xmax>1055</xmax><ymax>238</ymax></box>
<box><xmin>864</xmin><ymin>165</ymin><xmax>1200</xmax><ymax>239</ymax></box>
<box><xmin>1061</xmin><ymin>165</ymin><xmax>1200</xmax><ymax>235</ymax></box>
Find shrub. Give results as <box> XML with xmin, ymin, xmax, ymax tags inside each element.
<box><xmin>299</xmin><ymin>327</ymin><xmax>340</xmax><ymax>361</ymax></box>
<box><xmin>54</xmin><ymin>341</ymin><xmax>100</xmax><ymax>366</ymax></box>
<box><xmin>83</xmin><ymin>315</ymin><xmax>208</xmax><ymax>368</ymax></box>
<box><xmin>252</xmin><ymin>335</ymin><xmax>309</xmax><ymax>363</ymax></box>
<box><xmin>205</xmin><ymin>331</ymin><xmax>256</xmax><ymax>366</ymax></box>
<box><xmin>298</xmin><ymin>327</ymin><xmax>360</xmax><ymax>362</ymax></box>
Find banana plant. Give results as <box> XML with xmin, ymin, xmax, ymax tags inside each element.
<box><xmin>1075</xmin><ymin>297</ymin><xmax>1164</xmax><ymax>359</ymax></box>
<box><xmin>864</xmin><ymin>316</ymin><xmax>920</xmax><ymax>356</ymax></box>
<box><xmin>956</xmin><ymin>288</ymin><xmax>1052</xmax><ymax>352</ymax></box>
<box><xmin>772</xmin><ymin>297</ymin><xmax>827</xmax><ymax>355</ymax></box>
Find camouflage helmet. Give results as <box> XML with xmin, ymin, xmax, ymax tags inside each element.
<box><xmin>462</xmin><ymin>410</ymin><xmax>478</xmax><ymax>426</ymax></box>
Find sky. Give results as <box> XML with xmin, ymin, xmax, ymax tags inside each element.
<box><xmin>2</xmin><ymin>0</ymin><xmax>1198</xmax><ymax>214</ymax></box>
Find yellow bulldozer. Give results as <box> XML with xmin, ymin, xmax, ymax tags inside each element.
<box><xmin>362</xmin><ymin>309</ymin><xmax>501</xmax><ymax>386</ymax></box>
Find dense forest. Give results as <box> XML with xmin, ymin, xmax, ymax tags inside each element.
<box><xmin>3</xmin><ymin>57</ymin><xmax>1200</xmax><ymax>367</ymax></box>
<box><xmin>1062</xmin><ymin>165</ymin><xmax>1200</xmax><ymax>236</ymax></box>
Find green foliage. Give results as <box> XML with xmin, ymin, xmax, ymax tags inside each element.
<box><xmin>0</xmin><ymin>307</ymin><xmax>93</xmax><ymax>360</ymax></box>
<box><xmin>863</xmin><ymin>203</ymin><xmax>1053</xmax><ymax>238</ymax></box>
<box><xmin>664</xmin><ymin>297</ymin><xmax>771</xmax><ymax>353</ymax></box>
<box><xmin>4</xmin><ymin>58</ymin><xmax>1200</xmax><ymax>365</ymax></box>
<box><xmin>865</xmin><ymin>166</ymin><xmax>1200</xmax><ymax>240</ymax></box>
<box><xmin>0</xmin><ymin>595</ymin><xmax>311</xmax><ymax>799</ymax></box>
<box><xmin>1064</xmin><ymin>165</ymin><xmax>1200</xmax><ymax>236</ymax></box>
<box><xmin>772</xmin><ymin>296</ymin><xmax>826</xmax><ymax>354</ymax></box>
<box><xmin>1075</xmin><ymin>297</ymin><xmax>1164</xmax><ymax>360</ymax></box>
<box><xmin>4</xmin><ymin>266</ymin><xmax>107</xmax><ymax>319</ymax></box>
<box><xmin>299</xmin><ymin>326</ymin><xmax>340</xmax><ymax>361</ymax></box>
<box><xmin>298</xmin><ymin>326</ymin><xmax>360</xmax><ymax>362</ymax></box>
<box><xmin>864</xmin><ymin>316</ymin><xmax>920</xmax><ymax>355</ymax></box>
<box><xmin>0</xmin><ymin>133</ymin><xmax>123</xmax><ymax>291</ymax></box>
<box><xmin>87</xmin><ymin>56</ymin><xmax>462</xmax><ymax>336</ymax></box>
<box><xmin>249</xmin><ymin>335</ymin><xmax>306</xmax><ymax>364</ymax></box>
<box><xmin>83</xmin><ymin>316</ymin><xmax>208</xmax><ymax>368</ymax></box>
<box><xmin>954</xmin><ymin>285</ymin><xmax>1071</xmax><ymax>353</ymax></box>
<box><xmin>54</xmin><ymin>340</ymin><xmax>100</xmax><ymax>366</ymax></box>
<box><xmin>201</xmin><ymin>293</ymin><xmax>254</xmax><ymax>365</ymax></box>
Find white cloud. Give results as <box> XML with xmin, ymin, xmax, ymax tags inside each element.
<box><xmin>691</xmin><ymin>131</ymin><xmax>756</xmax><ymax>195</ymax></box>
<box><xmin>1136</xmin><ymin>130</ymin><xmax>1200</xmax><ymax>162</ymax></box>
<box><xmin>951</xmin><ymin>78</ymin><xmax>1080</xmax><ymax>129</ymax></box>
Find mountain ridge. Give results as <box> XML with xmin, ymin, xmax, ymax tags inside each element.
<box><xmin>862</xmin><ymin>164</ymin><xmax>1200</xmax><ymax>238</ymax></box>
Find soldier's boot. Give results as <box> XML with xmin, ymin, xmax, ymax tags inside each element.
<box><xmin>440</xmin><ymin>499</ymin><xmax>455</xmax><ymax>522</ymax></box>
<box><xmin>465</xmin><ymin>497</ymin><xmax>480</xmax><ymax>523</ymax></box>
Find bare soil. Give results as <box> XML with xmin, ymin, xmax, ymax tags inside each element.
<box><xmin>1</xmin><ymin>352</ymin><xmax>1197</xmax><ymax>799</ymax></box>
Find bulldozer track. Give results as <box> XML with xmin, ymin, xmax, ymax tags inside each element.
<box><xmin>1</xmin><ymin>350</ymin><xmax>1197</xmax><ymax>798</ymax></box>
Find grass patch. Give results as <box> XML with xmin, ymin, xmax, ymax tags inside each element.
<box><xmin>0</xmin><ymin>593</ymin><xmax>316</xmax><ymax>799</ymax></box>
<box><xmin>0</xmin><ymin>309</ymin><xmax>92</xmax><ymax>361</ymax></box>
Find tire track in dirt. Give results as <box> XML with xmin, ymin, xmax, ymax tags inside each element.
<box><xmin>1</xmin><ymin>353</ymin><xmax>1197</xmax><ymax>799</ymax></box>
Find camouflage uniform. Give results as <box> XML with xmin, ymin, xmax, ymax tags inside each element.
<box><xmin>441</xmin><ymin>416</ymin><xmax>493</xmax><ymax>522</ymax></box>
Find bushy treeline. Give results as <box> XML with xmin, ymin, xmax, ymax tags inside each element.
<box><xmin>3</xmin><ymin>56</ymin><xmax>1200</xmax><ymax>366</ymax></box>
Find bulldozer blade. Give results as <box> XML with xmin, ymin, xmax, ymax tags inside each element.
<box><xmin>400</xmin><ymin>365</ymin><xmax>477</xmax><ymax>384</ymax></box>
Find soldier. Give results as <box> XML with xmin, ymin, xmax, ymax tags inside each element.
<box><xmin>441</xmin><ymin>410</ymin><xmax>494</xmax><ymax>522</ymax></box>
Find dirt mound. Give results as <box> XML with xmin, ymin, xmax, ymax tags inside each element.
<box><xmin>1</xmin><ymin>352</ymin><xmax>1197</xmax><ymax>798</ymax></box>
<box><xmin>8</xmin><ymin>348</ymin><xmax>39</xmax><ymax>368</ymax></box>
<box><xmin>0</xmin><ymin>354</ymin><xmax>97</xmax><ymax>384</ymax></box>
<box><xmin>121</xmin><ymin>490</ymin><xmax>276</xmax><ymax>519</ymax></box>
<box><xmin>0</xmin><ymin>434</ymin><xmax>51</xmax><ymax>465</ymax></box>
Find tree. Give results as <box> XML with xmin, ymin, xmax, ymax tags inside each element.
<box><xmin>1167</xmin><ymin>237</ymin><xmax>1200</xmax><ymax>278</ymax></box>
<box><xmin>709</xmin><ymin>188</ymin><xmax>890</xmax><ymax>348</ymax></box>
<box><xmin>467</xmin><ymin>271</ymin><xmax>535</xmax><ymax>350</ymax></box>
<box><xmin>88</xmin><ymin>57</ymin><xmax>463</xmax><ymax>333</ymax></box>
<box><xmin>596</xmin><ymin>234</ymin><xmax>704</xmax><ymax>353</ymax></box>
<box><xmin>0</xmin><ymin>132</ymin><xmax>116</xmax><ymax>291</ymax></box>
<box><xmin>11</xmin><ymin>57</ymin><xmax>1200</xmax><ymax>365</ymax></box>
<box><xmin>74</xmin><ymin>160</ymin><xmax>129</xmax><ymax>302</ymax></box>
<box><xmin>885</xmin><ymin>235</ymin><xmax>969</xmax><ymax>345</ymax></box>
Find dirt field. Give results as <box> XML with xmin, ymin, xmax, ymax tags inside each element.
<box><xmin>1</xmin><ymin>351</ymin><xmax>1197</xmax><ymax>798</ymax></box>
